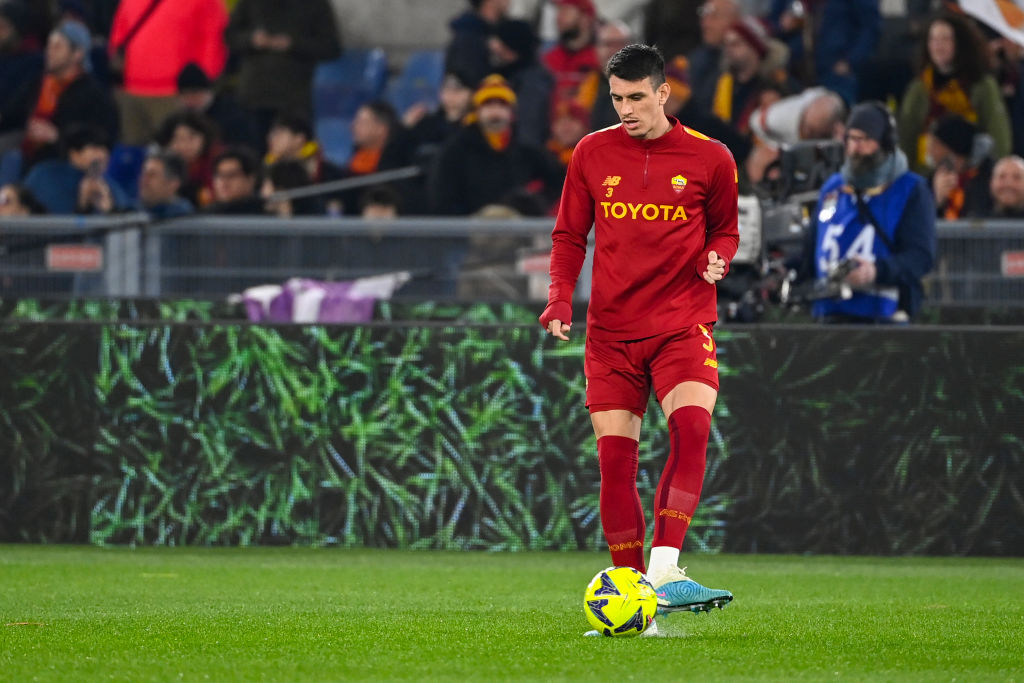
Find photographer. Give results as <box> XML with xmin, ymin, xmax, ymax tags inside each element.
<box><xmin>802</xmin><ymin>102</ymin><xmax>936</xmax><ymax>322</ymax></box>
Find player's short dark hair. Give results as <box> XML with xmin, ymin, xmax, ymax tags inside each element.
<box><xmin>605</xmin><ymin>43</ymin><xmax>665</xmax><ymax>87</ymax></box>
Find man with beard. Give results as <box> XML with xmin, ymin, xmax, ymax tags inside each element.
<box><xmin>428</xmin><ymin>74</ymin><xmax>563</xmax><ymax>215</ymax></box>
<box><xmin>804</xmin><ymin>102</ymin><xmax>936</xmax><ymax>322</ymax></box>
<box><xmin>4</xmin><ymin>20</ymin><xmax>118</xmax><ymax>170</ymax></box>
<box><xmin>542</xmin><ymin>0</ymin><xmax>600</xmax><ymax>107</ymax></box>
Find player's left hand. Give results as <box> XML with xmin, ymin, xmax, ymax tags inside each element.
<box><xmin>702</xmin><ymin>250</ymin><xmax>726</xmax><ymax>284</ymax></box>
<box><xmin>844</xmin><ymin>257</ymin><xmax>877</xmax><ymax>286</ymax></box>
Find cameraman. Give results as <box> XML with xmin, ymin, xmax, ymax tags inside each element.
<box><xmin>802</xmin><ymin>102</ymin><xmax>936</xmax><ymax>322</ymax></box>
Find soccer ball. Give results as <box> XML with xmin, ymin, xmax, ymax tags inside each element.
<box><xmin>583</xmin><ymin>566</ymin><xmax>657</xmax><ymax>637</ymax></box>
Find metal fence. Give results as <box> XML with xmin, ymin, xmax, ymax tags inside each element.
<box><xmin>1</xmin><ymin>213</ymin><xmax>1023</xmax><ymax>306</ymax></box>
<box><xmin>927</xmin><ymin>219</ymin><xmax>1024</xmax><ymax>306</ymax></box>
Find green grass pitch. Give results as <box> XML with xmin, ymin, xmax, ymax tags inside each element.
<box><xmin>2</xmin><ymin>547</ymin><xmax>1022</xmax><ymax>681</ymax></box>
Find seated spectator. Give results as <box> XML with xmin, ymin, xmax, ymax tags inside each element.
<box><xmin>687</xmin><ymin>0</ymin><xmax>740</xmax><ymax>115</ymax></box>
<box><xmin>348</xmin><ymin>101</ymin><xmax>397</xmax><ymax>178</ymax></box>
<box><xmin>23</xmin><ymin>124</ymin><xmax>129</xmax><ymax>214</ymax></box>
<box><xmin>898</xmin><ymin>11</ymin><xmax>1011</xmax><ymax>175</ymax></box>
<box><xmin>445</xmin><ymin>0</ymin><xmax>509</xmax><ymax>86</ymax></box>
<box><xmin>710</xmin><ymin>17</ymin><xmax>796</xmax><ymax>165</ymax></box>
<box><xmin>428</xmin><ymin>75</ymin><xmax>564</xmax><ymax>215</ymax></box>
<box><xmin>339</xmin><ymin>100</ymin><xmax>398</xmax><ymax>214</ymax></box>
<box><xmin>576</xmin><ymin>19</ymin><xmax>632</xmax><ymax>130</ymax></box>
<box><xmin>988</xmin><ymin>155</ymin><xmax>1024</xmax><ymax>218</ymax></box>
<box><xmin>381</xmin><ymin>69</ymin><xmax>476</xmax><ymax>214</ymax></box>
<box><xmin>0</xmin><ymin>183</ymin><xmax>46</xmax><ymax>216</ymax></box>
<box><xmin>261</xmin><ymin>160</ymin><xmax>322</xmax><ymax>217</ymax></box>
<box><xmin>3</xmin><ymin>19</ymin><xmax>118</xmax><ymax>170</ymax></box>
<box><xmin>385</xmin><ymin>69</ymin><xmax>475</xmax><ymax>167</ymax></box>
<box><xmin>546</xmin><ymin>100</ymin><xmax>589</xmax><ymax>168</ymax></box>
<box><xmin>137</xmin><ymin>151</ymin><xmax>194</xmax><ymax>219</ymax></box>
<box><xmin>265</xmin><ymin>112</ymin><xmax>343</xmax><ymax>189</ymax></box>
<box><xmin>543</xmin><ymin>0</ymin><xmax>600</xmax><ymax>107</ymax></box>
<box><xmin>156</xmin><ymin>109</ymin><xmax>223</xmax><ymax>208</ymax></box>
<box><xmin>176</xmin><ymin>62</ymin><xmax>260</xmax><ymax>150</ymax></box>
<box><xmin>360</xmin><ymin>184</ymin><xmax>401</xmax><ymax>219</ymax></box>
<box><xmin>927</xmin><ymin>114</ymin><xmax>995</xmax><ymax>219</ymax></box>
<box><xmin>205</xmin><ymin>147</ymin><xmax>264</xmax><ymax>214</ymax></box>
<box><xmin>664</xmin><ymin>54</ymin><xmax>750</xmax><ymax>156</ymax></box>
<box><xmin>489</xmin><ymin>19</ymin><xmax>553</xmax><ymax>147</ymax></box>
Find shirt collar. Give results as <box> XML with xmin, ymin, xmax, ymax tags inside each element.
<box><xmin>616</xmin><ymin>116</ymin><xmax>684</xmax><ymax>151</ymax></box>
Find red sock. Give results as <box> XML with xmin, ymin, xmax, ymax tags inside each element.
<box><xmin>652</xmin><ymin>406</ymin><xmax>711</xmax><ymax>551</ymax></box>
<box><xmin>598</xmin><ymin>435</ymin><xmax>646</xmax><ymax>572</ymax></box>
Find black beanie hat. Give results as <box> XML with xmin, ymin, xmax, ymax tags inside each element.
<box><xmin>177</xmin><ymin>63</ymin><xmax>212</xmax><ymax>92</ymax></box>
<box><xmin>930</xmin><ymin>114</ymin><xmax>977</xmax><ymax>157</ymax></box>
<box><xmin>846</xmin><ymin>102</ymin><xmax>893</xmax><ymax>151</ymax></box>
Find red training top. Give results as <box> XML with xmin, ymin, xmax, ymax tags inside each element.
<box><xmin>109</xmin><ymin>0</ymin><xmax>228</xmax><ymax>97</ymax></box>
<box><xmin>546</xmin><ymin>117</ymin><xmax>739</xmax><ymax>341</ymax></box>
<box><xmin>543</xmin><ymin>44</ymin><xmax>600</xmax><ymax>106</ymax></box>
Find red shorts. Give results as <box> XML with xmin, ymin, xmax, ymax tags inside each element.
<box><xmin>584</xmin><ymin>324</ymin><xmax>719</xmax><ymax>417</ymax></box>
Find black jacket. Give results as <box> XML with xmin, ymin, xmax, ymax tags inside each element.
<box><xmin>428</xmin><ymin>124</ymin><xmax>564</xmax><ymax>216</ymax></box>
<box><xmin>225</xmin><ymin>0</ymin><xmax>342</xmax><ymax>116</ymax></box>
<box><xmin>4</xmin><ymin>72</ymin><xmax>119</xmax><ymax>166</ymax></box>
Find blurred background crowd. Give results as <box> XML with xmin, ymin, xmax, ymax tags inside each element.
<box><xmin>2</xmin><ymin>0</ymin><xmax>1024</xmax><ymax>224</ymax></box>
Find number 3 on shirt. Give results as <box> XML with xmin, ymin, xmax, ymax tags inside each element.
<box><xmin>698</xmin><ymin>324</ymin><xmax>714</xmax><ymax>353</ymax></box>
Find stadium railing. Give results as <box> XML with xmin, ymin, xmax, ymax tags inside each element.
<box><xmin>1</xmin><ymin>214</ymin><xmax>1023</xmax><ymax>306</ymax></box>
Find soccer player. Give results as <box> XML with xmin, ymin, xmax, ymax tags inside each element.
<box><xmin>539</xmin><ymin>44</ymin><xmax>737</xmax><ymax>633</ymax></box>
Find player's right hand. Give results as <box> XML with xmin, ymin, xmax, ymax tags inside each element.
<box><xmin>546</xmin><ymin>319</ymin><xmax>571</xmax><ymax>341</ymax></box>
<box><xmin>539</xmin><ymin>300</ymin><xmax>572</xmax><ymax>341</ymax></box>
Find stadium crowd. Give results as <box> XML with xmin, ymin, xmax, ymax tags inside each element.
<box><xmin>2</xmin><ymin>0</ymin><xmax>1024</xmax><ymax>222</ymax></box>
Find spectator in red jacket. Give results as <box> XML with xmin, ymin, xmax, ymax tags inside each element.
<box><xmin>542</xmin><ymin>0</ymin><xmax>600</xmax><ymax>107</ymax></box>
<box><xmin>109</xmin><ymin>0</ymin><xmax>228</xmax><ymax>145</ymax></box>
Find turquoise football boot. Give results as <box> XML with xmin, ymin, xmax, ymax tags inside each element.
<box><xmin>648</xmin><ymin>566</ymin><xmax>733</xmax><ymax>615</ymax></box>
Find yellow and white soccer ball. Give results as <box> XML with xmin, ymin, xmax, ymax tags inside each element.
<box><xmin>583</xmin><ymin>566</ymin><xmax>657</xmax><ymax>637</ymax></box>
